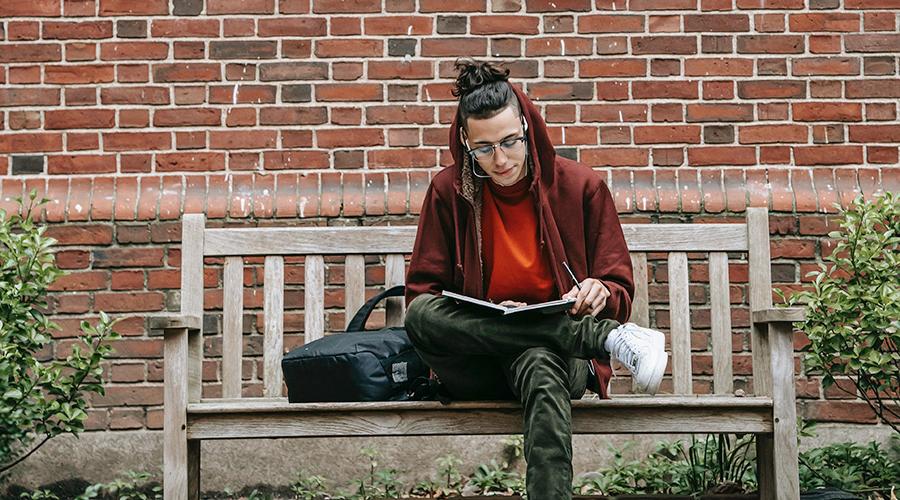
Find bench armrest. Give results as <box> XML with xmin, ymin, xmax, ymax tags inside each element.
<box><xmin>149</xmin><ymin>313</ymin><xmax>202</xmax><ymax>333</ymax></box>
<box><xmin>751</xmin><ymin>307</ymin><xmax>805</xmax><ymax>325</ymax></box>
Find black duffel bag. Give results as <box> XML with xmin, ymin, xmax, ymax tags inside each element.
<box><xmin>281</xmin><ymin>285</ymin><xmax>431</xmax><ymax>403</ymax></box>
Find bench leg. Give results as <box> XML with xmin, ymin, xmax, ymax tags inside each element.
<box><xmin>769</xmin><ymin>322</ymin><xmax>801</xmax><ymax>500</ymax></box>
<box><xmin>164</xmin><ymin>327</ymin><xmax>191</xmax><ymax>500</ymax></box>
<box><xmin>756</xmin><ymin>435</ymin><xmax>775</xmax><ymax>498</ymax></box>
<box><xmin>188</xmin><ymin>440</ymin><xmax>200</xmax><ymax>500</ymax></box>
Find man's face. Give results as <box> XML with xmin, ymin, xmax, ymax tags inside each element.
<box><xmin>462</xmin><ymin>105</ymin><xmax>528</xmax><ymax>187</ymax></box>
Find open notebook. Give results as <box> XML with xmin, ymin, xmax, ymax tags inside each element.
<box><xmin>441</xmin><ymin>290</ymin><xmax>576</xmax><ymax>316</ymax></box>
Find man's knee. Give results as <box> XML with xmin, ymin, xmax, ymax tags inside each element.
<box><xmin>512</xmin><ymin>347</ymin><xmax>569</xmax><ymax>389</ymax></box>
<box><xmin>404</xmin><ymin>292</ymin><xmax>437</xmax><ymax>344</ymax></box>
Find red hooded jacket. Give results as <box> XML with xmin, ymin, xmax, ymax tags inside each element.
<box><xmin>404</xmin><ymin>83</ymin><xmax>634</xmax><ymax>398</ymax></box>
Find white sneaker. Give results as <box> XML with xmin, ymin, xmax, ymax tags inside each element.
<box><xmin>604</xmin><ymin>323</ymin><xmax>668</xmax><ymax>395</ymax></box>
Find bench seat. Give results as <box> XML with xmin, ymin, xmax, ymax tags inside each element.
<box><xmin>185</xmin><ymin>395</ymin><xmax>774</xmax><ymax>440</ymax></box>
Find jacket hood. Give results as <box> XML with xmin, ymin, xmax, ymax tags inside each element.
<box><xmin>448</xmin><ymin>83</ymin><xmax>558</xmax><ymax>196</ymax></box>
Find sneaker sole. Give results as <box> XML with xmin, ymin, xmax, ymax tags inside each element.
<box><xmin>638</xmin><ymin>332</ymin><xmax>668</xmax><ymax>395</ymax></box>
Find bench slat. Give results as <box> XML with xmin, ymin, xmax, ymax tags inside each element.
<box><xmin>186</xmin><ymin>397</ymin><xmax>773</xmax><ymax>439</ymax></box>
<box><xmin>202</xmin><ymin>224</ymin><xmax>749</xmax><ymax>256</ymax></box>
<box><xmin>304</xmin><ymin>255</ymin><xmax>325</xmax><ymax>344</ymax></box>
<box><xmin>710</xmin><ymin>252</ymin><xmax>734</xmax><ymax>395</ymax></box>
<box><xmin>747</xmin><ymin>208</ymin><xmax>773</xmax><ymax>397</ymax></box>
<box><xmin>385</xmin><ymin>254</ymin><xmax>405</xmax><ymax>327</ymax></box>
<box><xmin>668</xmin><ymin>252</ymin><xmax>692</xmax><ymax>395</ymax></box>
<box><xmin>630</xmin><ymin>253</ymin><xmax>649</xmax><ymax>327</ymax></box>
<box><xmin>344</xmin><ymin>255</ymin><xmax>365</xmax><ymax>330</ymax></box>
<box><xmin>181</xmin><ymin>214</ymin><xmax>205</xmax><ymax>403</ymax></box>
<box><xmin>264</xmin><ymin>256</ymin><xmax>284</xmax><ymax>398</ymax></box>
<box><xmin>222</xmin><ymin>257</ymin><xmax>243</xmax><ymax>399</ymax></box>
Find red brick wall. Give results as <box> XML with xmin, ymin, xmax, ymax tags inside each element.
<box><xmin>1</xmin><ymin>0</ymin><xmax>898</xmax><ymax>431</ymax></box>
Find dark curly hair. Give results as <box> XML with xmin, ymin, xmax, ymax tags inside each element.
<box><xmin>452</xmin><ymin>58</ymin><xmax>520</xmax><ymax>130</ymax></box>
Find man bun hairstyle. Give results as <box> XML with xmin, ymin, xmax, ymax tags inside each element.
<box><xmin>452</xmin><ymin>58</ymin><xmax>520</xmax><ymax>129</ymax></box>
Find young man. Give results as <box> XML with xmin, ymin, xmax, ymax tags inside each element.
<box><xmin>403</xmin><ymin>60</ymin><xmax>668</xmax><ymax>499</ymax></box>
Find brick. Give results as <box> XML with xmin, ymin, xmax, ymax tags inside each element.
<box><xmin>111</xmin><ymin>270</ymin><xmax>144</xmax><ymax>290</ymax></box>
<box><xmin>48</xmin><ymin>271</ymin><xmax>108</xmax><ymax>291</ymax></box>
<box><xmin>95</xmin><ymin>292</ymin><xmax>163</xmax><ymax>312</ymax></box>
<box><xmin>793</xmin><ymin>102</ymin><xmax>862</xmax><ymax>121</ymax></box>
<box><xmin>117</xmin><ymin>64</ymin><xmax>150</xmax><ymax>83</ymax></box>
<box><xmin>173</xmin><ymin>0</ymin><xmax>203</xmax><ymax>15</ymax></box>
<box><xmin>313</xmin><ymin>0</ymin><xmax>381</xmax><ymax>12</ymax></box>
<box><xmin>100</xmin><ymin>42</ymin><xmax>168</xmax><ymax>60</ymax></box>
<box><xmin>43</xmin><ymin>21</ymin><xmax>113</xmax><ymax>39</ymax></box>
<box><xmin>0</xmin><ymin>89</ymin><xmax>60</xmax><ymax>107</ymax></box>
<box><xmin>94</xmin><ymin>248</ymin><xmax>164</xmax><ymax>267</ymax></box>
<box><xmin>526</xmin><ymin>0</ymin><xmax>588</xmax><ymax>10</ymax></box>
<box><xmin>364</xmin><ymin>16</ymin><xmax>432</xmax><ymax>35</ymax></box>
<box><xmin>102</xmin><ymin>132</ymin><xmax>170</xmax><ymax>152</ymax></box>
<box><xmin>259</xmin><ymin>107</ymin><xmax>327</xmax><ymax>126</ymax></box>
<box><xmin>153</xmin><ymin>63</ymin><xmax>220</xmax><ymax>83</ymax></box>
<box><xmin>92</xmin><ymin>385</ymin><xmax>163</xmax><ymax>406</ymax></box>
<box><xmin>314</xmin><ymin>39</ymin><xmax>382</xmax><ymax>58</ymax></box>
<box><xmin>55</xmin><ymin>249</ymin><xmax>89</xmax><ymax>269</ymax></box>
<box><xmin>793</xmin><ymin>145</ymin><xmax>864</xmax><ymax>166</ymax></box>
<box><xmin>420</xmin><ymin>0</ymin><xmax>486</xmax><ymax>11</ymax></box>
<box><xmin>0</xmin><ymin>0</ymin><xmax>61</xmax><ymax>16</ymax></box>
<box><xmin>210</xmin><ymin>131</ymin><xmax>276</xmax><ymax>150</ymax></box>
<box><xmin>121</xmin><ymin>154</ymin><xmax>152</xmax><ymax>173</ymax></box>
<box><xmin>421</xmin><ymin>38</ymin><xmax>486</xmax><ymax>56</ymax></box>
<box><xmin>48</xmin><ymin>292</ymin><xmax>90</xmax><ymax>314</ymax></box>
<box><xmin>211</xmin><ymin>41</ymin><xmax>277</xmax><ymax>60</ymax></box>
<box><xmin>0</xmin><ymin>44</ymin><xmax>62</xmax><ymax>63</ymax></box>
<box><xmin>45</xmin><ymin>109</ymin><xmax>115</xmax><ymax>130</ymax></box>
<box><xmin>45</xmin><ymin>64</ymin><xmax>114</xmax><ymax>84</ymax></box>
<box><xmin>10</xmin><ymin>156</ymin><xmax>44</xmax><ymax>175</ymax></box>
<box><xmin>108</xmin><ymin>408</ymin><xmax>144</xmax><ymax>430</ymax></box>
<box><xmin>686</xmin><ymin>103</ymin><xmax>753</xmax><ymax>122</ymax></box>
<box><xmin>471</xmin><ymin>15</ymin><xmax>539</xmax><ymax>35</ymax></box>
<box><xmin>259</xmin><ymin>62</ymin><xmax>327</xmax><ymax>81</ymax></box>
<box><xmin>738</xmin><ymin>124</ymin><xmax>807</xmax><ymax>144</ymax></box>
<box><xmin>632</xmin><ymin>36</ymin><xmax>697</xmax><ymax>55</ymax></box>
<box><xmin>736</xmin><ymin>35</ymin><xmax>804</xmax><ymax>54</ymax></box>
<box><xmin>101</xmin><ymin>86</ymin><xmax>169</xmax><ymax>105</ymax></box>
<box><xmin>525</xmin><ymin>82</ymin><xmax>594</xmax><ymax>101</ymax></box>
<box><xmin>263</xmin><ymin>150</ymin><xmax>329</xmax><ymax>169</ymax></box>
<box><xmin>685</xmin><ymin>58</ymin><xmax>753</xmax><ymax>76</ymax></box>
<box><xmin>151</xmin><ymin>19</ymin><xmax>218</xmax><ymax>38</ymax></box>
<box><xmin>0</xmin><ymin>133</ymin><xmax>64</xmax><ymax>154</ymax></box>
<box><xmin>46</xmin><ymin>224</ymin><xmax>113</xmax><ymax>245</ymax></box>
<box><xmin>100</xmin><ymin>0</ymin><xmax>167</xmax><ymax>14</ymax></box>
<box><xmin>436</xmin><ymin>15</ymin><xmax>467</xmax><ymax>34</ymax></box>
<box><xmin>257</xmin><ymin>18</ymin><xmax>325</xmax><ymax>37</ymax></box>
<box><xmin>799</xmin><ymin>401</ymin><xmax>877</xmax><ymax>424</ymax></box>
<box><xmin>737</xmin><ymin>80</ymin><xmax>805</xmax><ymax>99</ymax></box>
<box><xmin>368</xmin><ymin>149</ymin><xmax>437</xmax><ymax>168</ymax></box>
<box><xmin>684</xmin><ymin>14</ymin><xmax>749</xmax><ymax>32</ymax></box>
<box><xmin>634</xmin><ymin>81</ymin><xmax>698</xmax><ymax>99</ymax></box>
<box><xmin>208</xmin><ymin>0</ymin><xmax>274</xmax><ymax>13</ymax></box>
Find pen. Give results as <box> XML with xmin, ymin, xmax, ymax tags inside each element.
<box><xmin>562</xmin><ymin>261</ymin><xmax>582</xmax><ymax>291</ymax></box>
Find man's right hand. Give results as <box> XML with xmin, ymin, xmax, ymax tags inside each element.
<box><xmin>498</xmin><ymin>299</ymin><xmax>527</xmax><ymax>308</ymax></box>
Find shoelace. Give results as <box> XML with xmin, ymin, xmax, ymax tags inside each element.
<box><xmin>609</xmin><ymin>327</ymin><xmax>644</xmax><ymax>374</ymax></box>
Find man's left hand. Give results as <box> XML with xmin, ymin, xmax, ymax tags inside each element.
<box><xmin>562</xmin><ymin>278</ymin><xmax>609</xmax><ymax>318</ymax></box>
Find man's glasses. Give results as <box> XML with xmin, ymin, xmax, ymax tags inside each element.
<box><xmin>466</xmin><ymin>135</ymin><xmax>527</xmax><ymax>161</ymax></box>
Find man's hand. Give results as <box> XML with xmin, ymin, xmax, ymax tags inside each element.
<box><xmin>498</xmin><ymin>299</ymin><xmax>527</xmax><ymax>308</ymax></box>
<box><xmin>562</xmin><ymin>278</ymin><xmax>609</xmax><ymax>318</ymax></box>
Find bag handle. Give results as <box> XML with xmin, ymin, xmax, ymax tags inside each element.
<box><xmin>346</xmin><ymin>284</ymin><xmax>406</xmax><ymax>332</ymax></box>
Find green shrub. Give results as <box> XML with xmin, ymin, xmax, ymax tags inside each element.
<box><xmin>0</xmin><ymin>192</ymin><xmax>120</xmax><ymax>476</ymax></box>
<box><xmin>778</xmin><ymin>191</ymin><xmax>899</xmax><ymax>433</ymax></box>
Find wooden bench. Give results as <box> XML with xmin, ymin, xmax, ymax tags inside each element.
<box><xmin>153</xmin><ymin>207</ymin><xmax>804</xmax><ymax>499</ymax></box>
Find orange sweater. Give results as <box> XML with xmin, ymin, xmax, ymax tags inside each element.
<box><xmin>482</xmin><ymin>175</ymin><xmax>556</xmax><ymax>304</ymax></box>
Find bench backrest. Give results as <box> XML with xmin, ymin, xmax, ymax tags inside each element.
<box><xmin>179</xmin><ymin>208</ymin><xmax>775</xmax><ymax>399</ymax></box>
